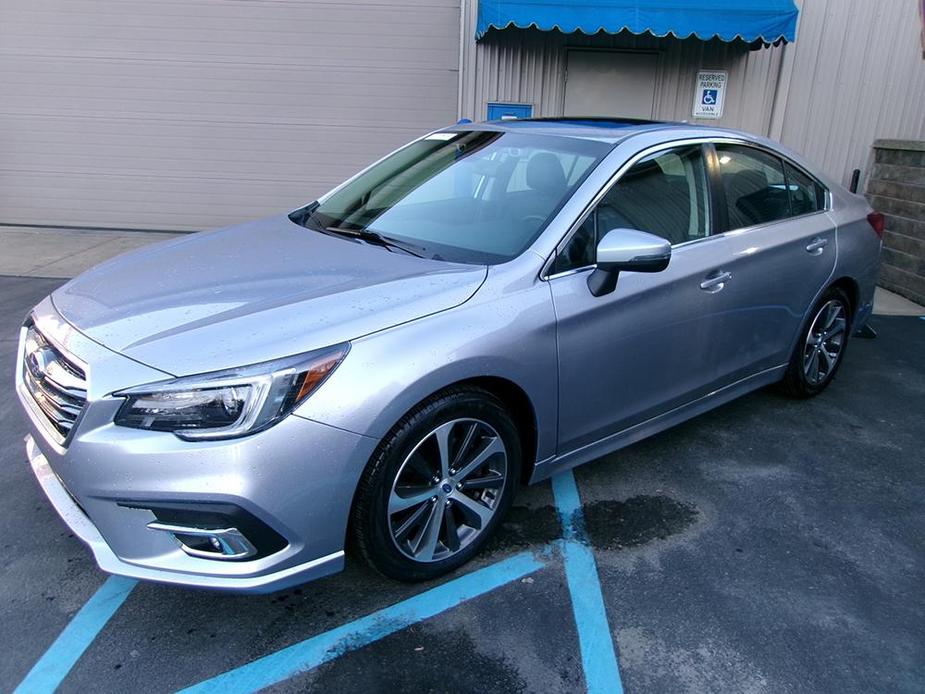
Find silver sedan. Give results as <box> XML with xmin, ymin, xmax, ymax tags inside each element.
<box><xmin>16</xmin><ymin>119</ymin><xmax>883</xmax><ymax>591</ymax></box>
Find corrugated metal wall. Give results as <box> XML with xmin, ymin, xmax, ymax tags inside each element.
<box><xmin>459</xmin><ymin>0</ymin><xmax>786</xmax><ymax>143</ymax></box>
<box><xmin>772</xmin><ymin>0</ymin><xmax>925</xmax><ymax>187</ymax></box>
<box><xmin>0</xmin><ymin>0</ymin><xmax>460</xmax><ymax>231</ymax></box>
<box><xmin>459</xmin><ymin>22</ymin><xmax>783</xmax><ymax>136</ymax></box>
<box><xmin>3</xmin><ymin>0</ymin><xmax>923</xmax><ymax>230</ymax></box>
<box><xmin>460</xmin><ymin>0</ymin><xmax>925</xmax><ymax>188</ymax></box>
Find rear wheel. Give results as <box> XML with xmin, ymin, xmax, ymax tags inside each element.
<box><xmin>351</xmin><ymin>387</ymin><xmax>519</xmax><ymax>582</ymax></box>
<box><xmin>780</xmin><ymin>287</ymin><xmax>851</xmax><ymax>398</ymax></box>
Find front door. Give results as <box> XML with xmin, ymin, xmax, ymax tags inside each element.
<box><xmin>564</xmin><ymin>50</ymin><xmax>658</xmax><ymax>119</ymax></box>
<box><xmin>550</xmin><ymin>144</ymin><xmax>736</xmax><ymax>453</ymax></box>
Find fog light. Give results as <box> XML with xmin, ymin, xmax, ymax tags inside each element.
<box><xmin>119</xmin><ymin>500</ymin><xmax>288</xmax><ymax>560</ymax></box>
<box><xmin>146</xmin><ymin>521</ymin><xmax>257</xmax><ymax>561</ymax></box>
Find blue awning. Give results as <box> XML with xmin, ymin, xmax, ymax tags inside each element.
<box><xmin>476</xmin><ymin>0</ymin><xmax>799</xmax><ymax>43</ymax></box>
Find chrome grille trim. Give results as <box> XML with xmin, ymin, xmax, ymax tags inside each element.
<box><xmin>21</xmin><ymin>323</ymin><xmax>88</xmax><ymax>445</ymax></box>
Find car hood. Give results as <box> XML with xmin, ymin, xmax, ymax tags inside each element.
<box><xmin>51</xmin><ymin>215</ymin><xmax>487</xmax><ymax>376</ymax></box>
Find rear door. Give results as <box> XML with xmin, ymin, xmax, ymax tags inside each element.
<box><xmin>708</xmin><ymin>142</ymin><xmax>836</xmax><ymax>383</ymax></box>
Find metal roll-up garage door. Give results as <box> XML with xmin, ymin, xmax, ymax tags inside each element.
<box><xmin>0</xmin><ymin>0</ymin><xmax>460</xmax><ymax>231</ymax></box>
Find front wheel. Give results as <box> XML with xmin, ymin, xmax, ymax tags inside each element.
<box><xmin>351</xmin><ymin>387</ymin><xmax>519</xmax><ymax>582</ymax></box>
<box><xmin>779</xmin><ymin>287</ymin><xmax>852</xmax><ymax>398</ymax></box>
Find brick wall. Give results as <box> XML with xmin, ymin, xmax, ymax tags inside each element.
<box><xmin>866</xmin><ymin>140</ymin><xmax>925</xmax><ymax>305</ymax></box>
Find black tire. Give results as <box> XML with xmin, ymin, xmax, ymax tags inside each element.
<box><xmin>779</xmin><ymin>286</ymin><xmax>852</xmax><ymax>398</ymax></box>
<box><xmin>351</xmin><ymin>386</ymin><xmax>520</xmax><ymax>582</ymax></box>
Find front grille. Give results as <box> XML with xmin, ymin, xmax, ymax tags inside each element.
<box><xmin>22</xmin><ymin>324</ymin><xmax>88</xmax><ymax>445</ymax></box>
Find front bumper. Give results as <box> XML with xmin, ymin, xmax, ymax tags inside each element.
<box><xmin>25</xmin><ymin>435</ymin><xmax>346</xmax><ymax>591</ymax></box>
<box><xmin>17</xmin><ymin>299</ymin><xmax>380</xmax><ymax>593</ymax></box>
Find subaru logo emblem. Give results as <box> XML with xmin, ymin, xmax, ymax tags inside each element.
<box><xmin>27</xmin><ymin>346</ymin><xmax>53</xmax><ymax>378</ymax></box>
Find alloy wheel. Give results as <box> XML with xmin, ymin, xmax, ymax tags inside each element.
<box><xmin>803</xmin><ymin>299</ymin><xmax>847</xmax><ymax>385</ymax></box>
<box><xmin>388</xmin><ymin>418</ymin><xmax>508</xmax><ymax>563</ymax></box>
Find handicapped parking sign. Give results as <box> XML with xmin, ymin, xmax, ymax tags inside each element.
<box><xmin>692</xmin><ymin>70</ymin><xmax>727</xmax><ymax>119</ymax></box>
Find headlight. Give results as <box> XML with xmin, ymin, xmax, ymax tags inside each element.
<box><xmin>113</xmin><ymin>344</ymin><xmax>348</xmax><ymax>440</ymax></box>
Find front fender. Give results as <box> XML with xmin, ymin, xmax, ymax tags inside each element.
<box><xmin>294</xmin><ymin>279</ymin><xmax>559</xmax><ymax>466</ymax></box>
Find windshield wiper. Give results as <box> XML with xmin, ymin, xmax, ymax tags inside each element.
<box><xmin>323</xmin><ymin>226</ymin><xmax>427</xmax><ymax>258</ymax></box>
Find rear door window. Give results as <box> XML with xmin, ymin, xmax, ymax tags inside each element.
<box><xmin>715</xmin><ymin>144</ymin><xmax>790</xmax><ymax>230</ymax></box>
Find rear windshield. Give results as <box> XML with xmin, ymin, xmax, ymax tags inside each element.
<box><xmin>293</xmin><ymin>130</ymin><xmax>610</xmax><ymax>264</ymax></box>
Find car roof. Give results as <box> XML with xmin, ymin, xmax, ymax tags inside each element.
<box><xmin>435</xmin><ymin>117</ymin><xmax>837</xmax><ymax>189</ymax></box>
<box><xmin>440</xmin><ymin>117</ymin><xmax>750</xmax><ymax>146</ymax></box>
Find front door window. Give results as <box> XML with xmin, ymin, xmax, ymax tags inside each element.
<box><xmin>553</xmin><ymin>145</ymin><xmax>711</xmax><ymax>274</ymax></box>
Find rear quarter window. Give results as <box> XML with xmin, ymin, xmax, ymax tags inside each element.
<box><xmin>784</xmin><ymin>162</ymin><xmax>825</xmax><ymax>216</ymax></box>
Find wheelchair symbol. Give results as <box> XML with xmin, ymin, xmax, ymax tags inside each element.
<box><xmin>701</xmin><ymin>89</ymin><xmax>718</xmax><ymax>106</ymax></box>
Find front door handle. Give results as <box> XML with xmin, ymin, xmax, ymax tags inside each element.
<box><xmin>700</xmin><ymin>270</ymin><xmax>732</xmax><ymax>293</ymax></box>
<box><xmin>806</xmin><ymin>237</ymin><xmax>828</xmax><ymax>255</ymax></box>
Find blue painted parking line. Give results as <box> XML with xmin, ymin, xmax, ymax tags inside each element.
<box><xmin>178</xmin><ymin>551</ymin><xmax>544</xmax><ymax>694</ymax></box>
<box><xmin>552</xmin><ymin>471</ymin><xmax>624</xmax><ymax>694</ymax></box>
<box><xmin>15</xmin><ymin>477</ymin><xmax>622</xmax><ymax>693</ymax></box>
<box><xmin>14</xmin><ymin>575</ymin><xmax>137</xmax><ymax>694</ymax></box>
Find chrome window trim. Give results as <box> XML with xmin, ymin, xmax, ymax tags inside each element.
<box><xmin>541</xmin><ymin>136</ymin><xmax>832</xmax><ymax>281</ymax></box>
<box><xmin>718</xmin><ymin>208</ymin><xmax>831</xmax><ymax>238</ymax></box>
<box><xmin>544</xmin><ymin>265</ymin><xmax>595</xmax><ymax>281</ymax></box>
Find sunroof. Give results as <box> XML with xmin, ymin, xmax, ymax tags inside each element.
<box><xmin>492</xmin><ymin>117</ymin><xmax>664</xmax><ymax>129</ymax></box>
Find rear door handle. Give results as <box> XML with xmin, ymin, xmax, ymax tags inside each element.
<box><xmin>700</xmin><ymin>270</ymin><xmax>732</xmax><ymax>293</ymax></box>
<box><xmin>806</xmin><ymin>237</ymin><xmax>828</xmax><ymax>255</ymax></box>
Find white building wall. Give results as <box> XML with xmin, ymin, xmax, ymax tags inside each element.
<box><xmin>0</xmin><ymin>0</ymin><xmax>460</xmax><ymax>231</ymax></box>
<box><xmin>2</xmin><ymin>0</ymin><xmax>922</xmax><ymax>230</ymax></box>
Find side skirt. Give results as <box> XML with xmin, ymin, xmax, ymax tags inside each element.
<box><xmin>530</xmin><ymin>365</ymin><xmax>787</xmax><ymax>483</ymax></box>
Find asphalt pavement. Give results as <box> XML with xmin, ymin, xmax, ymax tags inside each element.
<box><xmin>1</xmin><ymin>274</ymin><xmax>923</xmax><ymax>693</ymax></box>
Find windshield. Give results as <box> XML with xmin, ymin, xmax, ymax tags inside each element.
<box><xmin>292</xmin><ymin>130</ymin><xmax>611</xmax><ymax>264</ymax></box>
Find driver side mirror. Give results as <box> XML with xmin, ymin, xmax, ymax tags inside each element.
<box><xmin>587</xmin><ymin>228</ymin><xmax>671</xmax><ymax>297</ymax></box>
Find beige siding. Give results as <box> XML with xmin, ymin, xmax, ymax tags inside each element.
<box><xmin>460</xmin><ymin>0</ymin><xmax>925</xmax><ymax>188</ymax></box>
<box><xmin>459</xmin><ymin>0</ymin><xmax>785</xmax><ymax>140</ymax></box>
<box><xmin>5</xmin><ymin>0</ymin><xmax>923</xmax><ymax>231</ymax></box>
<box><xmin>460</xmin><ymin>25</ymin><xmax>784</xmax><ymax>134</ymax></box>
<box><xmin>0</xmin><ymin>0</ymin><xmax>460</xmax><ymax>230</ymax></box>
<box><xmin>773</xmin><ymin>0</ymin><xmax>925</xmax><ymax>187</ymax></box>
